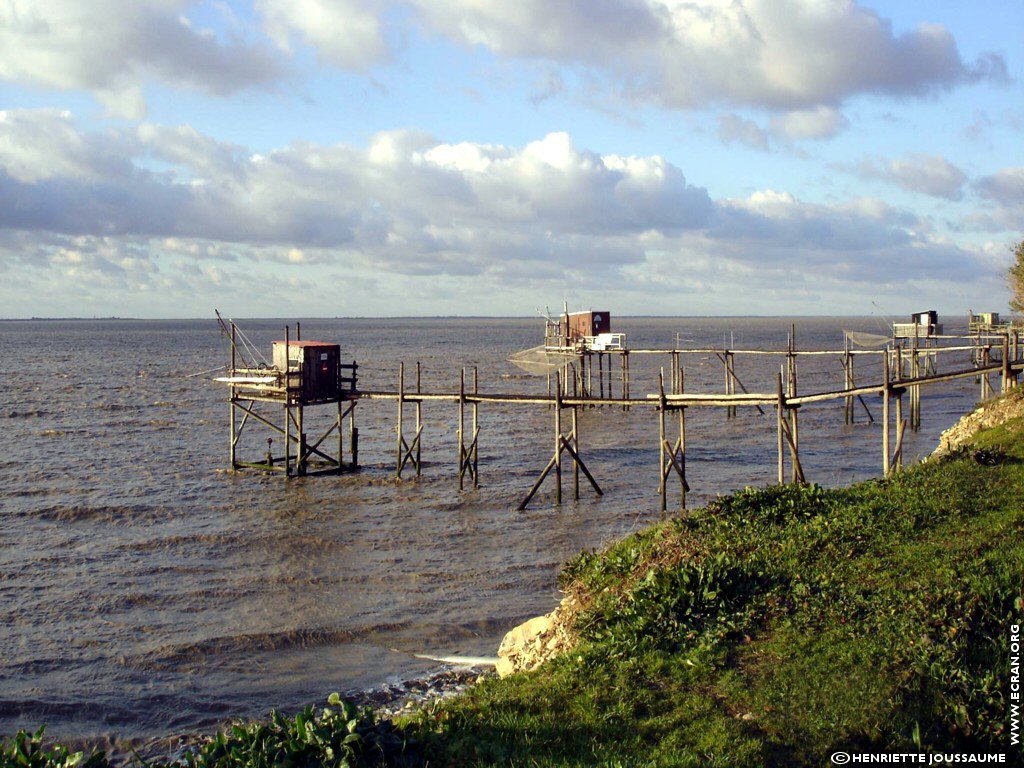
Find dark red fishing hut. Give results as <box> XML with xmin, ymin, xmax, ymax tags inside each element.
<box><xmin>217</xmin><ymin>316</ymin><xmax>359</xmax><ymax>477</ymax></box>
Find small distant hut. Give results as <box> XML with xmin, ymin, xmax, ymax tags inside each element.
<box><xmin>552</xmin><ymin>310</ymin><xmax>626</xmax><ymax>351</ymax></box>
<box><xmin>893</xmin><ymin>310</ymin><xmax>942</xmax><ymax>339</ymax></box>
<box><xmin>969</xmin><ymin>310</ymin><xmax>1011</xmax><ymax>333</ymax></box>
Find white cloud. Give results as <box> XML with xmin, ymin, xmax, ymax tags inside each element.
<box><xmin>258</xmin><ymin>0</ymin><xmax>388</xmax><ymax>69</ymax></box>
<box><xmin>405</xmin><ymin>0</ymin><xmax>1003</xmax><ymax>110</ymax></box>
<box><xmin>0</xmin><ymin>0</ymin><xmax>1004</xmax><ymax>122</ymax></box>
<box><xmin>0</xmin><ymin>109</ymin><xmax>999</xmax><ymax>314</ymax></box>
<box><xmin>976</xmin><ymin>167</ymin><xmax>1024</xmax><ymax>205</ymax></box>
<box><xmin>717</xmin><ymin>114</ymin><xmax>769</xmax><ymax>150</ymax></box>
<box><xmin>770</xmin><ymin>106</ymin><xmax>849</xmax><ymax>141</ymax></box>
<box><xmin>972</xmin><ymin>166</ymin><xmax>1024</xmax><ymax>232</ymax></box>
<box><xmin>0</xmin><ymin>0</ymin><xmax>283</xmax><ymax>117</ymax></box>
<box><xmin>842</xmin><ymin>153</ymin><xmax>969</xmax><ymax>200</ymax></box>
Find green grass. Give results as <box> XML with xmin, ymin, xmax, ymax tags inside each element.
<box><xmin>5</xmin><ymin>394</ymin><xmax>1024</xmax><ymax>767</ymax></box>
<box><xmin>421</xmin><ymin>395</ymin><xmax>1024</xmax><ymax>766</ymax></box>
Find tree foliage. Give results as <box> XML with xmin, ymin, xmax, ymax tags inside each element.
<box><xmin>1009</xmin><ymin>239</ymin><xmax>1024</xmax><ymax>315</ymax></box>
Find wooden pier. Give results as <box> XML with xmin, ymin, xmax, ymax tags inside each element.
<box><xmin>216</xmin><ymin>317</ymin><xmax>1022</xmax><ymax>512</ymax></box>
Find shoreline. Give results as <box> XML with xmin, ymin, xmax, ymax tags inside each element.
<box><xmin>60</xmin><ymin>664</ymin><xmax>494</xmax><ymax>767</ymax></box>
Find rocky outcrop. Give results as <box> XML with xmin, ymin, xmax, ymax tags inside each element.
<box><xmin>933</xmin><ymin>389</ymin><xmax>1024</xmax><ymax>456</ymax></box>
<box><xmin>495</xmin><ymin>595</ymin><xmax>579</xmax><ymax>678</ymax></box>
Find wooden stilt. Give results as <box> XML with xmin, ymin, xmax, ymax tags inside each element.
<box><xmin>675</xmin><ymin>365</ymin><xmax>688</xmax><ymax>511</ymax></box>
<box><xmin>883</xmin><ymin>356</ymin><xmax>891</xmax><ymax>477</ymax></box>
<box><xmin>297</xmin><ymin>405</ymin><xmax>306</xmax><ymax>476</ymax></box>
<box><xmin>396</xmin><ymin>362</ymin><xmax>404</xmax><ymax>478</ymax></box>
<box><xmin>458</xmin><ymin>368</ymin><xmax>465</xmax><ymax>491</ymax></box>
<box><xmin>894</xmin><ymin>390</ymin><xmax>903</xmax><ymax>471</ymax></box>
<box><xmin>659</xmin><ymin>371</ymin><xmax>667</xmax><ymax>514</ymax></box>
<box><xmin>572</xmin><ymin>404</ymin><xmax>580</xmax><ymax>500</ymax></box>
<box><xmin>284</xmin><ymin>404</ymin><xmax>291</xmax><ymax>477</ymax></box>
<box><xmin>416</xmin><ymin>362</ymin><xmax>422</xmax><ymax>476</ymax></box>
<box><xmin>1002</xmin><ymin>336</ymin><xmax>1011</xmax><ymax>393</ymax></box>
<box><xmin>554</xmin><ymin>372</ymin><xmax>562</xmax><ymax>504</ymax></box>
<box><xmin>982</xmin><ymin>347</ymin><xmax>988</xmax><ymax>398</ymax></box>
<box><xmin>777</xmin><ymin>370</ymin><xmax>785</xmax><ymax>485</ymax></box>
<box><xmin>620</xmin><ymin>353</ymin><xmax>626</xmax><ymax>409</ymax></box>
<box><xmin>472</xmin><ymin>366</ymin><xmax>479</xmax><ymax>487</ymax></box>
<box><xmin>336</xmin><ymin>397</ymin><xmax>343</xmax><ymax>470</ymax></box>
<box><xmin>624</xmin><ymin>351</ymin><xmax>630</xmax><ymax>409</ymax></box>
<box><xmin>724</xmin><ymin>351</ymin><xmax>731</xmax><ymax>419</ymax></box>
<box><xmin>787</xmin><ymin>335</ymin><xmax>799</xmax><ymax>484</ymax></box>
<box><xmin>350</xmin><ymin>403</ymin><xmax>359</xmax><ymax>469</ymax></box>
<box><xmin>229</xmin><ymin>322</ymin><xmax>237</xmax><ymax>469</ymax></box>
<box><xmin>843</xmin><ymin>335</ymin><xmax>852</xmax><ymax>425</ymax></box>
<box><xmin>284</xmin><ymin>325</ymin><xmax>290</xmax><ymax>477</ymax></box>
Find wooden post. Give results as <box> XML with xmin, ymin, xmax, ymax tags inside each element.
<box><xmin>914</xmin><ymin>339</ymin><xmax>920</xmax><ymax>429</ymax></box>
<box><xmin>1013</xmin><ymin>331</ymin><xmax>1020</xmax><ymax>389</ymax></box>
<box><xmin>350</xmin><ymin>403</ymin><xmax>358</xmax><ymax>469</ymax></box>
<box><xmin>589</xmin><ymin>354</ymin><xmax>598</xmax><ymax>403</ymax></box>
<box><xmin>572</xmin><ymin>403</ymin><xmax>580</xmax><ymax>500</ymax></box>
<box><xmin>472</xmin><ymin>366</ymin><xmax>479</xmax><ymax>487</ymax></box>
<box><xmin>787</xmin><ymin>335</ymin><xmax>799</xmax><ymax>485</ymax></box>
<box><xmin>659</xmin><ymin>370</ymin><xmax>667</xmax><ymax>514</ymax></box>
<box><xmin>296</xmin><ymin>321</ymin><xmax>301</xmax><ymax>341</ymax></box>
<box><xmin>396</xmin><ymin>362</ymin><xmax>404</xmax><ymax>477</ymax></box>
<box><xmin>297</xmin><ymin>406</ymin><xmax>306</xmax><ymax>476</ymax></box>
<box><xmin>776</xmin><ymin>370</ymin><xmax>785</xmax><ymax>485</ymax></box>
<box><xmin>843</xmin><ymin>334</ymin><xmax>852</xmax><ymax>425</ymax></box>
<box><xmin>458</xmin><ymin>368</ymin><xmax>465</xmax><ymax>491</ymax></box>
<box><xmin>883</xmin><ymin>355</ymin><xmax>891</xmax><ymax>477</ymax></box>
<box><xmin>730</xmin><ymin>353</ymin><xmax>737</xmax><ymax>417</ymax></box>
<box><xmin>982</xmin><ymin>346</ymin><xmax>991</xmax><ymax>399</ymax></box>
<box><xmin>554</xmin><ymin>371</ymin><xmax>562</xmax><ymax>505</ymax></box>
<box><xmin>894</xmin><ymin>389</ymin><xmax>903</xmax><ymax>471</ymax></box>
<box><xmin>723</xmin><ymin>351</ymin><xmax>731</xmax><ymax>419</ymax></box>
<box><xmin>679</xmin><ymin>365</ymin><xmax>687</xmax><ymax>511</ymax></box>
<box><xmin>416</xmin><ymin>362</ymin><xmax>422</xmax><ymax>476</ymax></box>
<box><xmin>229</xmin><ymin>322</ymin><xmax>237</xmax><ymax>469</ymax></box>
<box><xmin>336</xmin><ymin>398</ymin><xmax>343</xmax><ymax>471</ymax></box>
<box><xmin>624</xmin><ymin>351</ymin><xmax>630</xmax><ymax>409</ymax></box>
<box><xmin>1002</xmin><ymin>335</ymin><xmax>1011</xmax><ymax>393</ymax></box>
<box><xmin>284</xmin><ymin>325</ymin><xmax>290</xmax><ymax>478</ymax></box>
<box><xmin>620</xmin><ymin>353</ymin><xmax>626</xmax><ymax>408</ymax></box>
<box><xmin>598</xmin><ymin>352</ymin><xmax>604</xmax><ymax>399</ymax></box>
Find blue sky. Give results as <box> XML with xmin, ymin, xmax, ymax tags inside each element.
<box><xmin>1</xmin><ymin>0</ymin><xmax>1021</xmax><ymax>318</ymax></box>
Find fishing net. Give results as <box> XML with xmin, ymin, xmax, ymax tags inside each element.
<box><xmin>508</xmin><ymin>345</ymin><xmax>580</xmax><ymax>375</ymax></box>
<box><xmin>845</xmin><ymin>331</ymin><xmax>890</xmax><ymax>348</ymax></box>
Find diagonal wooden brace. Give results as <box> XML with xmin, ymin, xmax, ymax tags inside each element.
<box><xmin>560</xmin><ymin>436</ymin><xmax>603</xmax><ymax>496</ymax></box>
<box><xmin>661</xmin><ymin>438</ymin><xmax>690</xmax><ymax>492</ymax></box>
<box><xmin>779</xmin><ymin>416</ymin><xmax>806</xmax><ymax>484</ymax></box>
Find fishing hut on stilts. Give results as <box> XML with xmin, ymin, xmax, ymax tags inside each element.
<box><xmin>211</xmin><ymin>307</ymin><xmax>1022</xmax><ymax>512</ymax></box>
<box><xmin>215</xmin><ymin>312</ymin><xmax>359</xmax><ymax>476</ymax></box>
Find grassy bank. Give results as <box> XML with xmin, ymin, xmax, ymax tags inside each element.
<box><xmin>6</xmin><ymin>394</ymin><xmax>1024</xmax><ymax>767</ymax></box>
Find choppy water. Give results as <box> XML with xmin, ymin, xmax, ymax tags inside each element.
<box><xmin>0</xmin><ymin>316</ymin><xmax>984</xmax><ymax>743</ymax></box>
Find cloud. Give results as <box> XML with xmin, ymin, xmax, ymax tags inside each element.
<box><xmin>717</xmin><ymin>114</ymin><xmax>769</xmax><ymax>150</ymax></box>
<box><xmin>841</xmin><ymin>153</ymin><xmax>968</xmax><ymax>200</ymax></box>
<box><xmin>0</xmin><ymin>1</ymin><xmax>1004</xmax><ymax>121</ymax></box>
<box><xmin>976</xmin><ymin>167</ymin><xmax>1024</xmax><ymax>205</ymax></box>
<box><xmin>770</xmin><ymin>106</ymin><xmax>849</xmax><ymax>141</ymax></box>
<box><xmin>972</xmin><ymin>166</ymin><xmax>1024</xmax><ymax>231</ymax></box>
<box><xmin>405</xmin><ymin>0</ymin><xmax>1002</xmax><ymax>110</ymax></box>
<box><xmin>0</xmin><ymin>109</ymin><xmax>998</xmax><ymax>314</ymax></box>
<box><xmin>0</xmin><ymin>0</ymin><xmax>284</xmax><ymax>117</ymax></box>
<box><xmin>258</xmin><ymin>0</ymin><xmax>389</xmax><ymax>69</ymax></box>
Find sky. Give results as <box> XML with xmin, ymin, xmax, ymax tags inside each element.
<box><xmin>0</xmin><ymin>0</ymin><xmax>1022</xmax><ymax>319</ymax></box>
